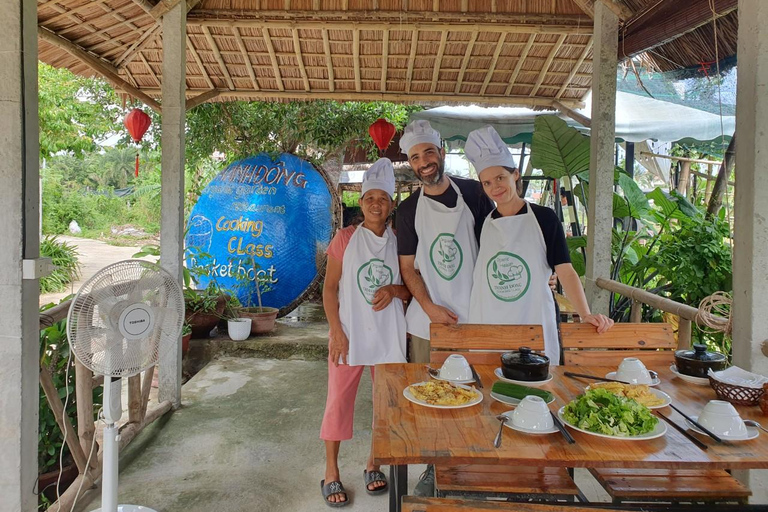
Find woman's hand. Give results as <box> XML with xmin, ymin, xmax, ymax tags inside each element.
<box><xmin>548</xmin><ymin>272</ymin><xmax>558</xmax><ymax>292</ymax></box>
<box><xmin>328</xmin><ymin>328</ymin><xmax>349</xmax><ymax>366</ymax></box>
<box><xmin>372</xmin><ymin>285</ymin><xmax>397</xmax><ymax>311</ymax></box>
<box><xmin>581</xmin><ymin>313</ymin><xmax>614</xmax><ymax>334</ymax></box>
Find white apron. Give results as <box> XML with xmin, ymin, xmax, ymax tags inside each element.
<box><xmin>406</xmin><ymin>178</ymin><xmax>478</xmax><ymax>339</ymax></box>
<box><xmin>468</xmin><ymin>202</ymin><xmax>561</xmax><ymax>365</ymax></box>
<box><xmin>338</xmin><ymin>225</ymin><xmax>407</xmax><ymax>366</ymax></box>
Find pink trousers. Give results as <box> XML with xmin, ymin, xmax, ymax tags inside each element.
<box><xmin>320</xmin><ymin>360</ymin><xmax>375</xmax><ymax>441</ymax></box>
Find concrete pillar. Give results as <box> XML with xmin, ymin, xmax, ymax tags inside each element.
<box><xmin>585</xmin><ymin>2</ymin><xmax>618</xmax><ymax>316</ymax></box>
<box><xmin>732</xmin><ymin>0</ymin><xmax>768</xmax><ymax>499</ymax></box>
<box><xmin>0</xmin><ymin>1</ymin><xmax>40</xmax><ymax>511</ymax></box>
<box><xmin>159</xmin><ymin>4</ymin><xmax>186</xmax><ymax>407</ymax></box>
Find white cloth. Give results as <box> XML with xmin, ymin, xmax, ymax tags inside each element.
<box><xmin>399</xmin><ymin>119</ymin><xmax>442</xmax><ymax>155</ymax></box>
<box><xmin>406</xmin><ymin>178</ymin><xmax>478</xmax><ymax>339</ymax></box>
<box><xmin>469</xmin><ymin>202</ymin><xmax>560</xmax><ymax>365</ymax></box>
<box><xmin>464</xmin><ymin>125</ymin><xmax>517</xmax><ymax>174</ymax></box>
<box><xmin>338</xmin><ymin>225</ymin><xmax>407</xmax><ymax>366</ymax></box>
<box><xmin>361</xmin><ymin>158</ymin><xmax>396</xmax><ymax>197</ymax></box>
<box><xmin>709</xmin><ymin>366</ymin><xmax>768</xmax><ymax>389</ymax></box>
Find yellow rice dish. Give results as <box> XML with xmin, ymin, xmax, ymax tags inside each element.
<box><xmin>409</xmin><ymin>380</ymin><xmax>478</xmax><ymax>406</ymax></box>
<box><xmin>589</xmin><ymin>381</ymin><xmax>665</xmax><ymax>407</ymax></box>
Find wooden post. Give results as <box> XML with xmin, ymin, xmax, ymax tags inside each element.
<box><xmin>704</xmin><ymin>163</ymin><xmax>714</xmax><ymax>202</ymax></box>
<box><xmin>75</xmin><ymin>360</ymin><xmax>97</xmax><ymax>469</ymax></box>
<box><xmin>140</xmin><ymin>366</ymin><xmax>156</xmax><ymax>419</ymax></box>
<box><xmin>128</xmin><ymin>374</ymin><xmax>142</xmax><ymax>424</ymax></box>
<box><xmin>677</xmin><ymin>161</ymin><xmax>691</xmax><ymax>196</ymax></box>
<box><xmin>629</xmin><ymin>300</ymin><xmax>642</xmax><ymax>323</ymax></box>
<box><xmin>678</xmin><ymin>318</ymin><xmax>692</xmax><ymax>349</ymax></box>
<box><xmin>39</xmin><ymin>368</ymin><xmax>89</xmax><ymax>474</ymax></box>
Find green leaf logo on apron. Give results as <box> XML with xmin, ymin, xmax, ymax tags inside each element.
<box><xmin>357</xmin><ymin>258</ymin><xmax>393</xmax><ymax>305</ymax></box>
<box><xmin>429</xmin><ymin>233</ymin><xmax>463</xmax><ymax>281</ymax></box>
<box><xmin>487</xmin><ymin>251</ymin><xmax>531</xmax><ymax>302</ymax></box>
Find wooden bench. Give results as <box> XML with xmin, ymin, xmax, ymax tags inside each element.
<box><xmin>402</xmin><ymin>496</ymin><xmax>623</xmax><ymax>512</ymax></box>
<box><xmin>561</xmin><ymin>322</ymin><xmax>750</xmax><ymax>505</ymax></box>
<box><xmin>429</xmin><ymin>323</ymin><xmax>582</xmax><ymax>503</ymax></box>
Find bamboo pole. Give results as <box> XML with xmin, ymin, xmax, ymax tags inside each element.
<box><xmin>630</xmin><ymin>300</ymin><xmax>642</xmax><ymax>322</ymax></box>
<box><xmin>39</xmin><ymin>368</ymin><xmax>89</xmax><ymax>474</ymax></box>
<box><xmin>678</xmin><ymin>318</ymin><xmax>693</xmax><ymax>349</ymax></box>
<box><xmin>530</xmin><ymin>33</ymin><xmax>566</xmax><ymax>96</ymax></box>
<box><xmin>480</xmin><ymin>33</ymin><xmax>505</xmax><ymax>95</ymax></box>
<box><xmin>75</xmin><ymin>360</ymin><xmax>98</xmax><ymax>470</ymax></box>
<box><xmin>505</xmin><ymin>34</ymin><xmax>536</xmax><ymax>96</ymax></box>
<box><xmin>677</xmin><ymin>161</ymin><xmax>692</xmax><ymax>195</ymax></box>
<box><xmin>128</xmin><ymin>374</ymin><xmax>142</xmax><ymax>424</ymax></box>
<box><xmin>704</xmin><ymin>163</ymin><xmax>714</xmax><ymax>203</ymax></box>
<box><xmin>638</xmin><ymin>151</ymin><xmax>722</xmax><ymax>166</ymax></box>
<box><xmin>185</xmin><ymin>88</ymin><xmax>221</xmax><ymax>110</ymax></box>
<box><xmin>140</xmin><ymin>366</ymin><xmax>156</xmax><ymax>419</ymax></box>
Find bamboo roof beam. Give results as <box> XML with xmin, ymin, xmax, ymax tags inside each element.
<box><xmin>190</xmin><ymin>19</ymin><xmax>592</xmax><ymax>36</ymax></box>
<box><xmin>292</xmin><ymin>28</ymin><xmax>311</xmax><ymax>92</ymax></box>
<box><xmin>405</xmin><ymin>30</ymin><xmax>418</xmax><ymax>93</ymax></box>
<box><xmin>557</xmin><ymin>36</ymin><xmax>593</xmax><ymax>98</ymax></box>
<box><xmin>114</xmin><ymin>23</ymin><xmax>161</xmax><ymax>67</ymax></box>
<box><xmin>433</xmin><ymin>0</ymin><xmax>439</xmax><ymax>11</ymax></box>
<box><xmin>353</xmin><ymin>28</ymin><xmax>361</xmax><ymax>93</ymax></box>
<box><xmin>262</xmin><ymin>27</ymin><xmax>285</xmax><ymax>92</ymax></box>
<box><xmin>554</xmin><ymin>100</ymin><xmax>591</xmax><ymax>128</ymax></box>
<box><xmin>38</xmin><ymin>27</ymin><xmax>161</xmax><ymax>112</ymax></box>
<box><xmin>570</xmin><ymin>0</ymin><xmax>633</xmax><ymax>20</ymax></box>
<box><xmin>186</xmin><ymin>89</ymin><xmax>221</xmax><ymax>110</ymax></box>
<box><xmin>130</xmin><ymin>0</ymin><xmax>156</xmax><ymax>15</ymax></box>
<box><xmin>505</xmin><ymin>33</ymin><xmax>536</xmax><ymax>96</ymax></box>
<box><xmin>202</xmin><ymin>26</ymin><xmax>235</xmax><ymax>90</ymax></box>
<box><xmin>430</xmin><ymin>31</ymin><xmax>448</xmax><ymax>94</ymax></box>
<box><xmin>380</xmin><ymin>29</ymin><xmax>389</xmax><ymax>92</ymax></box>
<box><xmin>40</xmin><ymin>1</ymin><xmax>127</xmax><ymax>57</ymax></box>
<box><xmin>43</xmin><ymin>0</ymin><xmax>111</xmax><ymax>25</ymax></box>
<box><xmin>139</xmin><ymin>52</ymin><xmax>161</xmax><ymax>87</ymax></box>
<box><xmin>322</xmin><ymin>29</ymin><xmax>335</xmax><ymax>92</ymax></box>
<box><xmin>530</xmin><ymin>33</ymin><xmax>566</xmax><ymax>96</ymax></box>
<box><xmin>233</xmin><ymin>27</ymin><xmax>260</xmax><ymax>91</ymax></box>
<box><xmin>122</xmin><ymin>67</ymin><xmax>140</xmax><ymax>88</ymax></box>
<box><xmin>150</xmin><ymin>0</ymin><xmax>203</xmax><ymax>19</ymax></box>
<box><xmin>455</xmin><ymin>31</ymin><xmax>479</xmax><ymax>94</ymax></box>
<box><xmin>480</xmin><ymin>33</ymin><xmax>506</xmax><ymax>95</ymax></box>
<box><xmin>187</xmin><ymin>37</ymin><xmax>214</xmax><ymax>90</ymax></box>
<box><xmin>492</xmin><ymin>0</ymin><xmax>497</xmax><ymax>12</ymax></box>
<box><xmin>140</xmin><ymin>88</ymin><xmax>584</xmax><ymax>109</ymax></box>
<box><xmin>461</xmin><ymin>0</ymin><xmax>468</xmax><ymax>12</ymax></box>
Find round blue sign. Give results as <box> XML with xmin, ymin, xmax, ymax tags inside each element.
<box><xmin>185</xmin><ymin>153</ymin><xmax>334</xmax><ymax>315</ymax></box>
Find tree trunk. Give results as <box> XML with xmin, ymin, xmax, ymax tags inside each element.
<box><xmin>706</xmin><ymin>135</ymin><xmax>736</xmax><ymax>219</ymax></box>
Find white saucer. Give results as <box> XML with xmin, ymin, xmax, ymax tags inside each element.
<box><xmin>606</xmin><ymin>371</ymin><xmax>660</xmax><ymax>386</ymax></box>
<box><xmin>430</xmin><ymin>373</ymin><xmax>475</xmax><ymax>385</ymax></box>
<box><xmin>490</xmin><ymin>391</ymin><xmax>555</xmax><ymax>406</ymax></box>
<box><xmin>501</xmin><ymin>411</ymin><xmax>559</xmax><ymax>435</ymax></box>
<box><xmin>494</xmin><ymin>367</ymin><xmax>553</xmax><ymax>387</ymax></box>
<box><xmin>685</xmin><ymin>416</ymin><xmax>759</xmax><ymax>441</ymax></box>
<box><xmin>669</xmin><ymin>365</ymin><xmax>710</xmax><ymax>386</ymax></box>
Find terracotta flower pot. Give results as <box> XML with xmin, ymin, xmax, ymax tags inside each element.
<box><xmin>38</xmin><ymin>459</ymin><xmax>79</xmax><ymax>503</ymax></box>
<box><xmin>240</xmin><ymin>307</ymin><xmax>279</xmax><ymax>334</ymax></box>
<box><xmin>182</xmin><ymin>332</ymin><xmax>192</xmax><ymax>354</ymax></box>
<box><xmin>185</xmin><ymin>295</ymin><xmax>226</xmax><ymax>338</ymax></box>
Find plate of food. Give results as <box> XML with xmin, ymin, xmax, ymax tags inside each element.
<box><xmin>585</xmin><ymin>382</ymin><xmax>671</xmax><ymax>409</ymax></box>
<box><xmin>404</xmin><ymin>380</ymin><xmax>483</xmax><ymax>409</ymax></box>
<box><xmin>557</xmin><ymin>388</ymin><xmax>667</xmax><ymax>440</ymax></box>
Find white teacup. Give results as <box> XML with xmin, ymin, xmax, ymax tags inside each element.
<box><xmin>616</xmin><ymin>357</ymin><xmax>652</xmax><ymax>385</ymax></box>
<box><xmin>511</xmin><ymin>396</ymin><xmax>555</xmax><ymax>431</ymax></box>
<box><xmin>698</xmin><ymin>400</ymin><xmax>748</xmax><ymax>438</ymax></box>
<box><xmin>439</xmin><ymin>354</ymin><xmax>472</xmax><ymax>381</ymax></box>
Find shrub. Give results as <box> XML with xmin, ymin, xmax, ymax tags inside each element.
<box><xmin>40</xmin><ymin>236</ymin><xmax>81</xmax><ymax>294</ymax></box>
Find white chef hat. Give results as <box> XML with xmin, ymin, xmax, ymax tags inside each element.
<box><xmin>362</xmin><ymin>158</ymin><xmax>396</xmax><ymax>197</ymax></box>
<box><xmin>399</xmin><ymin>119</ymin><xmax>442</xmax><ymax>155</ymax></box>
<box><xmin>464</xmin><ymin>125</ymin><xmax>518</xmax><ymax>174</ymax></box>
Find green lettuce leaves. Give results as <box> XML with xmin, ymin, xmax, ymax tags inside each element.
<box><xmin>562</xmin><ymin>388</ymin><xmax>658</xmax><ymax>437</ymax></box>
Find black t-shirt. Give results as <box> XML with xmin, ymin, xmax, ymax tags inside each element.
<box><xmin>488</xmin><ymin>203</ymin><xmax>571</xmax><ymax>271</ymax></box>
<box><xmin>395</xmin><ymin>176</ymin><xmax>494</xmax><ymax>256</ymax></box>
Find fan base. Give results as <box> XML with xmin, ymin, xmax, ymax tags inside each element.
<box><xmin>91</xmin><ymin>506</ymin><xmax>158</xmax><ymax>512</ymax></box>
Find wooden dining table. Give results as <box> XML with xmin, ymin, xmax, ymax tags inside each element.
<box><xmin>372</xmin><ymin>364</ymin><xmax>768</xmax><ymax>512</ymax></box>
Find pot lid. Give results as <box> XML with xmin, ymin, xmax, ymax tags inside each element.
<box><xmin>675</xmin><ymin>344</ymin><xmax>727</xmax><ymax>363</ymax></box>
<box><xmin>503</xmin><ymin>347</ymin><xmax>549</xmax><ymax>366</ymax></box>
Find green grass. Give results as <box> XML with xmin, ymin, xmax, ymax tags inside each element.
<box><xmin>40</xmin><ymin>235</ymin><xmax>81</xmax><ymax>293</ymax></box>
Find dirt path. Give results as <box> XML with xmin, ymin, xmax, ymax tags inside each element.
<box><xmin>40</xmin><ymin>235</ymin><xmax>155</xmax><ymax>305</ymax></box>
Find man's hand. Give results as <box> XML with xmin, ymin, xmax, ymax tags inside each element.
<box><xmin>581</xmin><ymin>314</ymin><xmax>614</xmax><ymax>334</ymax></box>
<box><xmin>372</xmin><ymin>285</ymin><xmax>396</xmax><ymax>312</ymax></box>
<box><xmin>328</xmin><ymin>328</ymin><xmax>349</xmax><ymax>366</ymax></box>
<box><xmin>425</xmin><ymin>303</ymin><xmax>459</xmax><ymax>324</ymax></box>
<box><xmin>548</xmin><ymin>272</ymin><xmax>558</xmax><ymax>292</ymax></box>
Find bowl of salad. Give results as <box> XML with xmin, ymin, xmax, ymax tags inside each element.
<box><xmin>558</xmin><ymin>388</ymin><xmax>667</xmax><ymax>440</ymax></box>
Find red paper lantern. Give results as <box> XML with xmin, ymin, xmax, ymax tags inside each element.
<box><xmin>369</xmin><ymin>118</ymin><xmax>396</xmax><ymax>152</ymax></box>
<box><xmin>123</xmin><ymin>109</ymin><xmax>151</xmax><ymax>177</ymax></box>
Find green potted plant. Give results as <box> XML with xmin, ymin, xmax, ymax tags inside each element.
<box><xmin>181</xmin><ymin>322</ymin><xmax>192</xmax><ymax>354</ymax></box>
<box><xmin>184</xmin><ymin>283</ymin><xmax>227</xmax><ymax>338</ymax></box>
<box><xmin>235</xmin><ymin>257</ymin><xmax>279</xmax><ymax>334</ymax></box>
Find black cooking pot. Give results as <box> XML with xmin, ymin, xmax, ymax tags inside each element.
<box><xmin>500</xmin><ymin>347</ymin><xmax>550</xmax><ymax>382</ymax></box>
<box><xmin>674</xmin><ymin>343</ymin><xmax>727</xmax><ymax>378</ymax></box>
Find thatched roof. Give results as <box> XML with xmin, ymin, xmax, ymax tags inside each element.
<box><xmin>36</xmin><ymin>0</ymin><xmax>738</xmax><ymax>112</ymax></box>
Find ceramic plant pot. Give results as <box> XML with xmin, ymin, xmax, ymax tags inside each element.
<box><xmin>227</xmin><ymin>318</ymin><xmax>252</xmax><ymax>341</ymax></box>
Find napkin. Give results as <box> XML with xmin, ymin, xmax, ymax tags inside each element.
<box><xmin>708</xmin><ymin>366</ymin><xmax>768</xmax><ymax>389</ymax></box>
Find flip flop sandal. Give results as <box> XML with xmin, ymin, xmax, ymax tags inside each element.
<box><xmin>363</xmin><ymin>469</ymin><xmax>389</xmax><ymax>496</ymax></box>
<box><xmin>321</xmin><ymin>479</ymin><xmax>349</xmax><ymax>508</ymax></box>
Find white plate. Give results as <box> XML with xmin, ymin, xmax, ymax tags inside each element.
<box><xmin>501</xmin><ymin>411</ymin><xmax>559</xmax><ymax>435</ymax></box>
<box><xmin>669</xmin><ymin>365</ymin><xmax>711</xmax><ymax>386</ymax></box>
<box><xmin>403</xmin><ymin>381</ymin><xmax>483</xmax><ymax>409</ymax></box>
<box><xmin>685</xmin><ymin>416</ymin><xmax>760</xmax><ymax>441</ymax></box>
<box><xmin>490</xmin><ymin>391</ymin><xmax>555</xmax><ymax>406</ymax></box>
<box><xmin>606</xmin><ymin>371</ymin><xmax>660</xmax><ymax>387</ymax></box>
<box><xmin>585</xmin><ymin>384</ymin><xmax>672</xmax><ymax>410</ymax></box>
<box><xmin>557</xmin><ymin>406</ymin><xmax>667</xmax><ymax>440</ymax></box>
<box><xmin>429</xmin><ymin>373</ymin><xmax>475</xmax><ymax>385</ymax></box>
<box><xmin>494</xmin><ymin>367</ymin><xmax>553</xmax><ymax>387</ymax></box>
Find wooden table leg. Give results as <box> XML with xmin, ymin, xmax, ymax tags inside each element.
<box><xmin>389</xmin><ymin>464</ymin><xmax>407</xmax><ymax>512</ymax></box>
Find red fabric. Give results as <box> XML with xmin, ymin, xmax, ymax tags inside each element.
<box><xmin>326</xmin><ymin>226</ymin><xmax>357</xmax><ymax>262</ymax></box>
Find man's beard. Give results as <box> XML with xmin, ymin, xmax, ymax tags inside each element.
<box><xmin>415</xmin><ymin>160</ymin><xmax>445</xmax><ymax>186</ymax></box>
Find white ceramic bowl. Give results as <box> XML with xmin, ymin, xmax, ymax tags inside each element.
<box><xmin>698</xmin><ymin>400</ymin><xmax>748</xmax><ymax>438</ymax></box>
<box><xmin>439</xmin><ymin>354</ymin><xmax>472</xmax><ymax>381</ymax></box>
<box><xmin>616</xmin><ymin>357</ymin><xmax>652</xmax><ymax>385</ymax></box>
<box><xmin>511</xmin><ymin>396</ymin><xmax>554</xmax><ymax>431</ymax></box>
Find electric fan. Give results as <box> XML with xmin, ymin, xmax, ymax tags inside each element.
<box><xmin>67</xmin><ymin>260</ymin><xmax>184</xmax><ymax>512</ymax></box>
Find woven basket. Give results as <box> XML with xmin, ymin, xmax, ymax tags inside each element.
<box><xmin>709</xmin><ymin>376</ymin><xmax>764</xmax><ymax>406</ymax></box>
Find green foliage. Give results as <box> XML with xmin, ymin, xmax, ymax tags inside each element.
<box><xmin>40</xmin><ymin>236</ymin><xmax>81</xmax><ymax>294</ymax></box>
<box><xmin>530</xmin><ymin>115</ymin><xmax>591</xmax><ymax>179</ymax></box>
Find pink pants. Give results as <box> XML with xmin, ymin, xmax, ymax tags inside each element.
<box><xmin>320</xmin><ymin>360</ymin><xmax>375</xmax><ymax>441</ymax></box>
